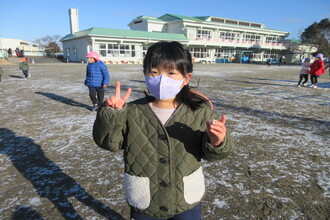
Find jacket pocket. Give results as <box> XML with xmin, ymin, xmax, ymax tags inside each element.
<box><xmin>124</xmin><ymin>173</ymin><xmax>151</xmax><ymax>209</ymax></box>
<box><xmin>183</xmin><ymin>166</ymin><xmax>205</xmax><ymax>204</ymax></box>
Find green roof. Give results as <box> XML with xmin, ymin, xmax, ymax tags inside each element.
<box><xmin>61</xmin><ymin>27</ymin><xmax>188</xmax><ymax>42</ymax></box>
<box><xmin>158</xmin><ymin>14</ymin><xmax>204</xmax><ymax>22</ymax></box>
<box><xmin>136</xmin><ymin>15</ymin><xmax>163</xmax><ymax>22</ymax></box>
<box><xmin>194</xmin><ymin>16</ymin><xmax>211</xmax><ymax>21</ymax></box>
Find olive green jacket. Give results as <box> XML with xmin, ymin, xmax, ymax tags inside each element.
<box><xmin>93</xmin><ymin>97</ymin><xmax>234</xmax><ymax>219</ymax></box>
<box><xmin>19</xmin><ymin>61</ymin><xmax>29</xmax><ymax>71</ymax></box>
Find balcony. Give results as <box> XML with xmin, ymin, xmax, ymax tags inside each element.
<box><xmin>191</xmin><ymin>37</ymin><xmax>286</xmax><ymax>50</ymax></box>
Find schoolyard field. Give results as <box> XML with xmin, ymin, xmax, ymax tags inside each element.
<box><xmin>0</xmin><ymin>61</ymin><xmax>329</xmax><ymax>219</ymax></box>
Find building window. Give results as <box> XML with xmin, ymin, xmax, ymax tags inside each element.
<box><xmin>189</xmin><ymin>48</ymin><xmax>209</xmax><ymax>58</ymax></box>
<box><xmin>242</xmin><ymin>34</ymin><xmax>261</xmax><ymax>43</ymax></box>
<box><xmin>219</xmin><ymin>32</ymin><xmax>236</xmax><ymax>41</ymax></box>
<box><xmin>119</xmin><ymin>45</ymin><xmax>130</xmax><ymax>57</ymax></box>
<box><xmin>226</xmin><ymin>20</ymin><xmax>237</xmax><ymax>25</ymax></box>
<box><xmin>239</xmin><ymin>22</ymin><xmax>250</xmax><ymax>27</ymax></box>
<box><xmin>99</xmin><ymin>43</ymin><xmax>107</xmax><ymax>57</ymax></box>
<box><xmin>197</xmin><ymin>30</ymin><xmax>212</xmax><ymax>39</ymax></box>
<box><xmin>142</xmin><ymin>46</ymin><xmax>148</xmax><ymax>57</ymax></box>
<box><xmin>211</xmin><ymin>17</ymin><xmax>225</xmax><ymax>23</ymax></box>
<box><xmin>215</xmin><ymin>49</ymin><xmax>236</xmax><ymax>59</ymax></box>
<box><xmin>250</xmin><ymin>52</ymin><xmax>262</xmax><ymax>59</ymax></box>
<box><xmin>65</xmin><ymin>48</ymin><xmax>70</xmax><ymax>57</ymax></box>
<box><xmin>265</xmin><ymin>36</ymin><xmax>280</xmax><ymax>44</ymax></box>
<box><xmin>108</xmin><ymin>44</ymin><xmax>119</xmax><ymax>57</ymax></box>
<box><xmin>131</xmin><ymin>45</ymin><xmax>135</xmax><ymax>57</ymax></box>
<box><xmin>97</xmin><ymin>43</ymin><xmax>137</xmax><ymax>57</ymax></box>
<box><xmin>263</xmin><ymin>51</ymin><xmax>277</xmax><ymax>59</ymax></box>
<box><xmin>251</xmin><ymin>23</ymin><xmax>262</xmax><ymax>28</ymax></box>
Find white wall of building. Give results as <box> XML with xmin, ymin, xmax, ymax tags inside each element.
<box><xmin>148</xmin><ymin>22</ymin><xmax>165</xmax><ymax>32</ymax></box>
<box><xmin>129</xmin><ymin>20</ymin><xmax>149</xmax><ymax>31</ymax></box>
<box><xmin>167</xmin><ymin>22</ymin><xmax>184</xmax><ymax>34</ymax></box>
<box><xmin>63</xmin><ymin>37</ymin><xmax>89</xmax><ymax>62</ymax></box>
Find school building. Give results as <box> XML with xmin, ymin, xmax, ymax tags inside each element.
<box><xmin>0</xmin><ymin>38</ymin><xmax>44</xmax><ymax>58</ymax></box>
<box><xmin>61</xmin><ymin>8</ymin><xmax>316</xmax><ymax>64</ymax></box>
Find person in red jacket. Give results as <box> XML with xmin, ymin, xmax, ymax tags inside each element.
<box><xmin>309</xmin><ymin>53</ymin><xmax>325</xmax><ymax>88</ymax></box>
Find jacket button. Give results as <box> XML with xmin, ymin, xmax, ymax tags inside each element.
<box><xmin>159</xmin><ymin>158</ymin><xmax>168</xmax><ymax>163</ymax></box>
<box><xmin>158</xmin><ymin>135</ymin><xmax>166</xmax><ymax>140</ymax></box>
<box><xmin>160</xmin><ymin>206</ymin><xmax>168</xmax><ymax>212</ymax></box>
<box><xmin>160</xmin><ymin>180</ymin><xmax>170</xmax><ymax>187</ymax></box>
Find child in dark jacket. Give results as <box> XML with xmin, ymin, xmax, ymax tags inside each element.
<box><xmin>85</xmin><ymin>51</ymin><xmax>110</xmax><ymax>111</ymax></box>
<box><xmin>19</xmin><ymin>57</ymin><xmax>30</xmax><ymax>79</ymax></box>
<box><xmin>309</xmin><ymin>53</ymin><xmax>325</xmax><ymax>88</ymax></box>
<box><xmin>93</xmin><ymin>41</ymin><xmax>234</xmax><ymax>220</ymax></box>
<box><xmin>0</xmin><ymin>66</ymin><xmax>3</xmax><ymax>81</ymax></box>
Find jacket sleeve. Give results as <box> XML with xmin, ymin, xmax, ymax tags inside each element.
<box><xmin>200</xmin><ymin>109</ymin><xmax>234</xmax><ymax>162</ymax></box>
<box><xmin>84</xmin><ymin>66</ymin><xmax>88</xmax><ymax>85</ymax></box>
<box><xmin>93</xmin><ymin>104</ymin><xmax>128</xmax><ymax>152</ymax></box>
<box><xmin>201</xmin><ymin>131</ymin><xmax>234</xmax><ymax>162</ymax></box>
<box><xmin>100</xmin><ymin>63</ymin><xmax>110</xmax><ymax>85</ymax></box>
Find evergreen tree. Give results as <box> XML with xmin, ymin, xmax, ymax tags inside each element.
<box><xmin>301</xmin><ymin>18</ymin><xmax>330</xmax><ymax>57</ymax></box>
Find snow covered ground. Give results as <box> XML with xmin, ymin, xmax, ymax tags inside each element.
<box><xmin>0</xmin><ymin>62</ymin><xmax>329</xmax><ymax>219</ymax></box>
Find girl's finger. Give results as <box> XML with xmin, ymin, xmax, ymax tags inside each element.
<box><xmin>115</xmin><ymin>81</ymin><xmax>121</xmax><ymax>98</ymax></box>
<box><xmin>209</xmin><ymin>124</ymin><xmax>226</xmax><ymax>133</ymax></box>
<box><xmin>219</xmin><ymin>114</ymin><xmax>226</xmax><ymax>124</ymax></box>
<box><xmin>110</xmin><ymin>96</ymin><xmax>117</xmax><ymax>105</ymax></box>
<box><xmin>122</xmin><ymin>88</ymin><xmax>132</xmax><ymax>102</ymax></box>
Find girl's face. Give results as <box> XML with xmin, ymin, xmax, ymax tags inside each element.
<box><xmin>88</xmin><ymin>57</ymin><xmax>95</xmax><ymax>63</ymax></box>
<box><xmin>148</xmin><ymin>66</ymin><xmax>192</xmax><ymax>86</ymax></box>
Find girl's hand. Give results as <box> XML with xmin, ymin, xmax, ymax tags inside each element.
<box><xmin>206</xmin><ymin>115</ymin><xmax>227</xmax><ymax>147</ymax></box>
<box><xmin>106</xmin><ymin>82</ymin><xmax>131</xmax><ymax>109</ymax></box>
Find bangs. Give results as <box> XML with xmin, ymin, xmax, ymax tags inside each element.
<box><xmin>143</xmin><ymin>41</ymin><xmax>193</xmax><ymax>75</ymax></box>
<box><xmin>149</xmin><ymin>58</ymin><xmax>178</xmax><ymax>73</ymax></box>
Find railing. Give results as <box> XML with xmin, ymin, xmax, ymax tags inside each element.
<box><xmin>193</xmin><ymin>38</ymin><xmax>284</xmax><ymax>47</ymax></box>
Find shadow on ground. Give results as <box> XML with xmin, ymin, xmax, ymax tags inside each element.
<box><xmin>0</xmin><ymin>128</ymin><xmax>125</xmax><ymax>220</ymax></box>
<box><xmin>9</xmin><ymin>75</ymin><xmax>25</xmax><ymax>79</ymax></box>
<box><xmin>35</xmin><ymin>92</ymin><xmax>92</xmax><ymax>111</ymax></box>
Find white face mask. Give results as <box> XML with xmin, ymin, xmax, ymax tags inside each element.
<box><xmin>145</xmin><ymin>75</ymin><xmax>185</xmax><ymax>100</ymax></box>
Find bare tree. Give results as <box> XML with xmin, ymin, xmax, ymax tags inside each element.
<box><xmin>35</xmin><ymin>35</ymin><xmax>63</xmax><ymax>52</ymax></box>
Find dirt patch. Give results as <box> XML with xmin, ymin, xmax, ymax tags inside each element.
<box><xmin>0</xmin><ymin>63</ymin><xmax>329</xmax><ymax>219</ymax></box>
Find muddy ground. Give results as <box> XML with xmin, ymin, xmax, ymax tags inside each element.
<box><xmin>0</xmin><ymin>62</ymin><xmax>329</xmax><ymax>220</ymax></box>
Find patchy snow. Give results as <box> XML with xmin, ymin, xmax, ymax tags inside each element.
<box><xmin>0</xmin><ymin>63</ymin><xmax>329</xmax><ymax>219</ymax></box>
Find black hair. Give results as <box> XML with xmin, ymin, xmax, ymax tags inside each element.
<box><xmin>143</xmin><ymin>41</ymin><xmax>206</xmax><ymax>110</ymax></box>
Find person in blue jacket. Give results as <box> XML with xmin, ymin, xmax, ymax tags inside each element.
<box><xmin>85</xmin><ymin>51</ymin><xmax>110</xmax><ymax>111</ymax></box>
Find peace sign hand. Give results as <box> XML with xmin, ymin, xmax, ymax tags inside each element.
<box><xmin>105</xmin><ymin>82</ymin><xmax>132</xmax><ymax>109</ymax></box>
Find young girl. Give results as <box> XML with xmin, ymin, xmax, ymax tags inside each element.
<box><xmin>309</xmin><ymin>53</ymin><xmax>325</xmax><ymax>88</ymax></box>
<box><xmin>93</xmin><ymin>41</ymin><xmax>234</xmax><ymax>220</ymax></box>
<box><xmin>85</xmin><ymin>51</ymin><xmax>110</xmax><ymax>111</ymax></box>
<box><xmin>297</xmin><ymin>57</ymin><xmax>311</xmax><ymax>87</ymax></box>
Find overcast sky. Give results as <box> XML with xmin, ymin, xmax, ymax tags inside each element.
<box><xmin>1</xmin><ymin>0</ymin><xmax>329</xmax><ymax>42</ymax></box>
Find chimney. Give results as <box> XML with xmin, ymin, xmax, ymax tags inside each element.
<box><xmin>69</xmin><ymin>8</ymin><xmax>79</xmax><ymax>34</ymax></box>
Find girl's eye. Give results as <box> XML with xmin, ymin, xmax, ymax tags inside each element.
<box><xmin>169</xmin><ymin>72</ymin><xmax>175</xmax><ymax>75</ymax></box>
